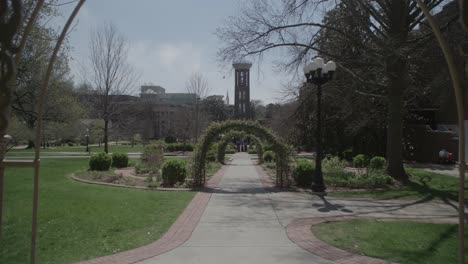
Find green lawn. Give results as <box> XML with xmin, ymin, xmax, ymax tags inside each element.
<box><xmin>0</xmin><ymin>158</ymin><xmax>195</xmax><ymax>263</ymax></box>
<box><xmin>331</xmin><ymin>168</ymin><xmax>468</xmax><ymax>202</ymax></box>
<box><xmin>312</xmin><ymin>220</ymin><xmax>468</xmax><ymax>264</ymax></box>
<box><xmin>8</xmin><ymin>145</ymin><xmax>144</xmax><ymax>154</ymax></box>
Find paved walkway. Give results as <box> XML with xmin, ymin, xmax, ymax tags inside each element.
<box><xmin>137</xmin><ymin>153</ymin><xmax>460</xmax><ymax>264</ymax></box>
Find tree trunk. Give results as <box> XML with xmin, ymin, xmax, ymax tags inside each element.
<box><xmin>385</xmin><ymin>55</ymin><xmax>408</xmax><ymax>181</ymax></box>
<box><xmin>104</xmin><ymin>120</ymin><xmax>109</xmax><ymax>153</ymax></box>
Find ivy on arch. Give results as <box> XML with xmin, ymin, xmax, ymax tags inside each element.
<box><xmin>191</xmin><ymin>120</ymin><xmax>291</xmax><ymax>188</ymax></box>
<box><xmin>217</xmin><ymin>130</ymin><xmax>264</xmax><ymax>164</ymax></box>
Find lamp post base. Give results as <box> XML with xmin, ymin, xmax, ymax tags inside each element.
<box><xmin>311</xmin><ymin>184</ymin><xmax>326</xmax><ymax>194</ymax></box>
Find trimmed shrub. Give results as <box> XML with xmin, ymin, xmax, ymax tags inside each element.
<box><xmin>293</xmin><ymin>159</ymin><xmax>314</xmax><ymax>187</ymax></box>
<box><xmin>166</xmin><ymin>143</ymin><xmax>194</xmax><ymax>152</ymax></box>
<box><xmin>162</xmin><ymin>159</ymin><xmax>187</xmax><ymax>187</ymax></box>
<box><xmin>322</xmin><ymin>156</ymin><xmax>347</xmax><ymax>176</ymax></box>
<box><xmin>369</xmin><ymin>156</ymin><xmax>386</xmax><ymax>170</ymax></box>
<box><xmin>263</xmin><ymin>151</ymin><xmax>275</xmax><ymax>163</ymax></box>
<box><xmin>89</xmin><ymin>152</ymin><xmax>111</xmax><ymax>171</ymax></box>
<box><xmin>225</xmin><ymin>148</ymin><xmax>236</xmax><ymax>154</ymax></box>
<box><xmin>112</xmin><ymin>152</ymin><xmax>129</xmax><ymax>168</ymax></box>
<box><xmin>353</xmin><ymin>154</ymin><xmax>370</xmax><ymax>168</ymax></box>
<box><xmin>142</xmin><ymin>142</ymin><xmax>165</xmax><ymax>176</ymax></box>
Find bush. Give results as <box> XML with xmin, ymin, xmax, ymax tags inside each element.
<box><xmin>89</xmin><ymin>152</ymin><xmax>111</xmax><ymax>171</ymax></box>
<box><xmin>135</xmin><ymin>163</ymin><xmax>150</xmax><ymax>174</ymax></box>
<box><xmin>142</xmin><ymin>142</ymin><xmax>165</xmax><ymax>176</ymax></box>
<box><xmin>225</xmin><ymin>148</ymin><xmax>236</xmax><ymax>154</ymax></box>
<box><xmin>263</xmin><ymin>144</ymin><xmax>273</xmax><ymax>151</ymax></box>
<box><xmin>322</xmin><ymin>156</ymin><xmax>347</xmax><ymax>176</ymax></box>
<box><xmin>325</xmin><ymin>170</ymin><xmax>393</xmax><ymax>189</ymax></box>
<box><xmin>164</xmin><ymin>136</ymin><xmax>176</xmax><ymax>143</ymax></box>
<box><xmin>112</xmin><ymin>152</ymin><xmax>129</xmax><ymax>168</ymax></box>
<box><xmin>166</xmin><ymin>143</ymin><xmax>194</xmax><ymax>152</ymax></box>
<box><xmin>353</xmin><ymin>154</ymin><xmax>370</xmax><ymax>168</ymax></box>
<box><xmin>293</xmin><ymin>159</ymin><xmax>314</xmax><ymax>187</ymax></box>
<box><xmin>342</xmin><ymin>149</ymin><xmax>353</xmax><ymax>161</ymax></box>
<box><xmin>263</xmin><ymin>151</ymin><xmax>275</xmax><ymax>163</ymax></box>
<box><xmin>369</xmin><ymin>156</ymin><xmax>386</xmax><ymax>170</ymax></box>
<box><xmin>161</xmin><ymin>159</ymin><xmax>187</xmax><ymax>187</ymax></box>
<box><xmin>248</xmin><ymin>148</ymin><xmax>257</xmax><ymax>154</ymax></box>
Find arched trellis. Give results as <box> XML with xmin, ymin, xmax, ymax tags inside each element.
<box><xmin>191</xmin><ymin>120</ymin><xmax>291</xmax><ymax>188</ymax></box>
<box><xmin>217</xmin><ymin>130</ymin><xmax>264</xmax><ymax>164</ymax></box>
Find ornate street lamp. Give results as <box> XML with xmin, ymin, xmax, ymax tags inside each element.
<box><xmin>303</xmin><ymin>57</ymin><xmax>337</xmax><ymax>193</ymax></box>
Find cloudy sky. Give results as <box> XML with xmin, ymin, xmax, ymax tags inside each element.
<box><xmin>55</xmin><ymin>0</ymin><xmax>297</xmax><ymax>104</ymax></box>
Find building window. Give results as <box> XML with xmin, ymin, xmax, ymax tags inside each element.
<box><xmin>240</xmin><ymin>72</ymin><xmax>245</xmax><ymax>86</ymax></box>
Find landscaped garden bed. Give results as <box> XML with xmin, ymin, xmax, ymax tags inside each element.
<box><xmin>72</xmin><ymin>142</ymin><xmax>222</xmax><ymax>190</ymax></box>
<box><xmin>261</xmin><ymin>153</ymin><xmax>468</xmax><ymax>202</ymax></box>
<box><xmin>312</xmin><ymin>219</ymin><xmax>468</xmax><ymax>264</ymax></box>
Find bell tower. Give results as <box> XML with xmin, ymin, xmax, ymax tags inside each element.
<box><xmin>233</xmin><ymin>62</ymin><xmax>252</xmax><ymax>119</ymax></box>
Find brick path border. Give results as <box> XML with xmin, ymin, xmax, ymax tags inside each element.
<box><xmin>77</xmin><ymin>165</ymin><xmax>227</xmax><ymax>264</ymax></box>
<box><xmin>286</xmin><ymin>215</ymin><xmax>455</xmax><ymax>264</ymax></box>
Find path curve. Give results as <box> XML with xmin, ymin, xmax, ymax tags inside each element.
<box><xmin>77</xmin><ymin>166</ymin><xmax>227</xmax><ymax>264</ymax></box>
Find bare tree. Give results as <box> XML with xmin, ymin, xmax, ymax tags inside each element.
<box><xmin>185</xmin><ymin>72</ymin><xmax>210</xmax><ymax>141</ymax></box>
<box><xmin>86</xmin><ymin>23</ymin><xmax>139</xmax><ymax>153</ymax></box>
<box><xmin>216</xmin><ymin>0</ymin><xmax>452</xmax><ymax>181</ymax></box>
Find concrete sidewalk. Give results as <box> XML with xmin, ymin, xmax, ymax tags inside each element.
<box><xmin>139</xmin><ymin>153</ymin><xmax>335</xmax><ymax>264</ymax></box>
<box><xmin>137</xmin><ymin>153</ymin><xmax>460</xmax><ymax>264</ymax></box>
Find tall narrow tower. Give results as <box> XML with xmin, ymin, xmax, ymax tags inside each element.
<box><xmin>233</xmin><ymin>62</ymin><xmax>252</xmax><ymax>119</ymax></box>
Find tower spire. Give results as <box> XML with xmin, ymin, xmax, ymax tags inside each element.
<box><xmin>226</xmin><ymin>90</ymin><xmax>230</xmax><ymax>105</ymax></box>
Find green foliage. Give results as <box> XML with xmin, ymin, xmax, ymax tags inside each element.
<box><xmin>161</xmin><ymin>159</ymin><xmax>187</xmax><ymax>187</ymax></box>
<box><xmin>322</xmin><ymin>156</ymin><xmax>347</xmax><ymax>176</ymax></box>
<box><xmin>263</xmin><ymin>144</ymin><xmax>273</xmax><ymax>151</ymax></box>
<box><xmin>225</xmin><ymin>147</ymin><xmax>236</xmax><ymax>154</ymax></box>
<box><xmin>369</xmin><ymin>156</ymin><xmax>386</xmax><ymax>170</ymax></box>
<box><xmin>164</xmin><ymin>136</ymin><xmax>177</xmax><ymax>143</ymax></box>
<box><xmin>206</xmin><ymin>143</ymin><xmax>218</xmax><ymax>162</ymax></box>
<box><xmin>134</xmin><ymin>162</ymin><xmax>150</xmax><ymax>174</ymax></box>
<box><xmin>293</xmin><ymin>159</ymin><xmax>314</xmax><ymax>187</ymax></box>
<box><xmin>248</xmin><ymin>148</ymin><xmax>257</xmax><ymax>154</ymax></box>
<box><xmin>89</xmin><ymin>152</ymin><xmax>111</xmax><ymax>171</ymax></box>
<box><xmin>192</xmin><ymin>120</ymin><xmax>290</xmax><ymax>187</ymax></box>
<box><xmin>353</xmin><ymin>154</ymin><xmax>370</xmax><ymax>168</ymax></box>
<box><xmin>142</xmin><ymin>141</ymin><xmax>165</xmax><ymax>177</ymax></box>
<box><xmin>166</xmin><ymin>143</ymin><xmax>194</xmax><ymax>152</ymax></box>
<box><xmin>263</xmin><ymin>150</ymin><xmax>275</xmax><ymax>163</ymax></box>
<box><xmin>342</xmin><ymin>149</ymin><xmax>353</xmax><ymax>161</ymax></box>
<box><xmin>325</xmin><ymin>170</ymin><xmax>393</xmax><ymax>189</ymax></box>
<box><xmin>111</xmin><ymin>152</ymin><xmax>129</xmax><ymax>168</ymax></box>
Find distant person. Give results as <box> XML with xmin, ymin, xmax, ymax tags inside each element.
<box><xmin>438</xmin><ymin>148</ymin><xmax>452</xmax><ymax>164</ymax></box>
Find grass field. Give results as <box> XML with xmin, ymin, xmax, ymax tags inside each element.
<box><xmin>0</xmin><ymin>158</ymin><xmax>195</xmax><ymax>263</ymax></box>
<box><xmin>8</xmin><ymin>145</ymin><xmax>145</xmax><ymax>153</ymax></box>
<box><xmin>331</xmin><ymin>168</ymin><xmax>468</xmax><ymax>202</ymax></box>
<box><xmin>312</xmin><ymin>220</ymin><xmax>468</xmax><ymax>264</ymax></box>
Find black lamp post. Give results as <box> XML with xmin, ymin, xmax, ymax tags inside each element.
<box><xmin>303</xmin><ymin>57</ymin><xmax>337</xmax><ymax>193</ymax></box>
<box><xmin>85</xmin><ymin>128</ymin><xmax>90</xmax><ymax>153</ymax></box>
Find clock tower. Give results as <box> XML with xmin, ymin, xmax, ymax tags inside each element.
<box><xmin>233</xmin><ymin>62</ymin><xmax>252</xmax><ymax>119</ymax></box>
